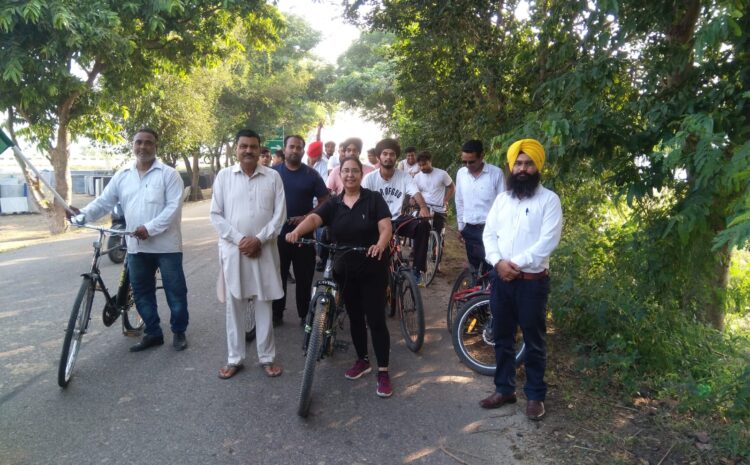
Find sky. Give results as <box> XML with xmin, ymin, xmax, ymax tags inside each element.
<box><xmin>274</xmin><ymin>0</ymin><xmax>385</xmax><ymax>152</ymax></box>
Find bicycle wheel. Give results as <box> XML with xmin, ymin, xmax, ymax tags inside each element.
<box><xmin>398</xmin><ymin>269</ymin><xmax>425</xmax><ymax>352</ymax></box>
<box><xmin>451</xmin><ymin>296</ymin><xmax>526</xmax><ymax>376</ymax></box>
<box><xmin>423</xmin><ymin>230</ymin><xmax>440</xmax><ymax>286</ymax></box>
<box><xmin>297</xmin><ymin>295</ymin><xmax>329</xmax><ymax>418</ymax></box>
<box><xmin>58</xmin><ymin>277</ymin><xmax>95</xmax><ymax>387</ymax></box>
<box><xmin>446</xmin><ymin>267</ymin><xmax>475</xmax><ymax>332</ymax></box>
<box><xmin>120</xmin><ymin>286</ymin><xmax>144</xmax><ymax>334</ymax></box>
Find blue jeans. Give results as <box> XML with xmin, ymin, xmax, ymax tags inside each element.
<box><xmin>128</xmin><ymin>252</ymin><xmax>189</xmax><ymax>338</ymax></box>
<box><xmin>460</xmin><ymin>224</ymin><xmax>485</xmax><ymax>271</ymax></box>
<box><xmin>490</xmin><ymin>274</ymin><xmax>550</xmax><ymax>401</ymax></box>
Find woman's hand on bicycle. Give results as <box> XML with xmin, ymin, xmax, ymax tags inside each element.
<box><xmin>285</xmin><ymin>231</ymin><xmax>300</xmax><ymax>244</ymax></box>
<box><xmin>367</xmin><ymin>243</ymin><xmax>385</xmax><ymax>260</ymax></box>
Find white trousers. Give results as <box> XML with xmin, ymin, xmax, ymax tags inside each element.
<box><xmin>225</xmin><ymin>293</ymin><xmax>275</xmax><ymax>365</ymax></box>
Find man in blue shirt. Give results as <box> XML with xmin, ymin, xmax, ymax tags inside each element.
<box><xmin>272</xmin><ymin>135</ymin><xmax>329</xmax><ymax>326</ymax></box>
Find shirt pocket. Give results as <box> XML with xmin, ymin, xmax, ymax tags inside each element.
<box><xmin>253</xmin><ymin>184</ymin><xmax>275</xmax><ymax>211</ymax></box>
<box><xmin>520</xmin><ymin>207</ymin><xmax>542</xmax><ymax>234</ymax></box>
<box><xmin>144</xmin><ymin>182</ymin><xmax>164</xmax><ymax>205</ymax></box>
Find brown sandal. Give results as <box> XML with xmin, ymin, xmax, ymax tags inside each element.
<box><xmin>261</xmin><ymin>363</ymin><xmax>283</xmax><ymax>377</ymax></box>
<box><xmin>218</xmin><ymin>364</ymin><xmax>243</xmax><ymax>379</ymax></box>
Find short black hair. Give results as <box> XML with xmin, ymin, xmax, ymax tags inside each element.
<box><xmin>284</xmin><ymin>135</ymin><xmax>305</xmax><ymax>148</ymax></box>
<box><xmin>136</xmin><ymin>127</ymin><xmax>159</xmax><ymax>141</ymax></box>
<box><xmin>274</xmin><ymin>149</ymin><xmax>284</xmax><ymax>159</ymax></box>
<box><xmin>235</xmin><ymin>129</ymin><xmax>261</xmax><ymax>144</ymax></box>
<box><xmin>416</xmin><ymin>150</ymin><xmax>432</xmax><ymax>162</ymax></box>
<box><xmin>260</xmin><ymin>146</ymin><xmax>270</xmax><ymax>154</ymax></box>
<box><xmin>405</xmin><ymin>146</ymin><xmax>416</xmax><ymax>153</ymax></box>
<box><xmin>461</xmin><ymin>139</ymin><xmax>483</xmax><ymax>155</ymax></box>
<box><xmin>340</xmin><ymin>156</ymin><xmax>363</xmax><ymax>171</ymax></box>
<box><xmin>375</xmin><ymin>138</ymin><xmax>401</xmax><ymax>158</ymax></box>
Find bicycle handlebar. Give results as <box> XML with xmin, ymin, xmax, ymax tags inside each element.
<box><xmin>294</xmin><ymin>238</ymin><xmax>367</xmax><ymax>253</ymax></box>
<box><xmin>69</xmin><ymin>222</ymin><xmax>132</xmax><ymax>236</ymax></box>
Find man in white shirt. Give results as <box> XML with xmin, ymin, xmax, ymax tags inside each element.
<box><xmin>454</xmin><ymin>139</ymin><xmax>505</xmax><ymax>272</ymax></box>
<box><xmin>413</xmin><ymin>150</ymin><xmax>455</xmax><ymax>236</ymax></box>
<box><xmin>327</xmin><ymin>142</ymin><xmax>346</xmax><ymax>174</ymax></box>
<box><xmin>210</xmin><ymin>129</ymin><xmax>286</xmax><ymax>378</ymax></box>
<box><xmin>363</xmin><ymin>139</ymin><xmax>431</xmax><ymax>284</ymax></box>
<box><xmin>70</xmin><ymin>128</ymin><xmax>189</xmax><ymax>352</ymax></box>
<box><xmin>479</xmin><ymin>138</ymin><xmax>562</xmax><ymax>421</ymax></box>
<box><xmin>396</xmin><ymin>146</ymin><xmax>420</xmax><ymax>176</ymax></box>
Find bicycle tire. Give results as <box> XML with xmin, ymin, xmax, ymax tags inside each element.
<box><xmin>451</xmin><ymin>296</ymin><xmax>526</xmax><ymax>376</ymax></box>
<box><xmin>446</xmin><ymin>267</ymin><xmax>475</xmax><ymax>332</ymax></box>
<box><xmin>398</xmin><ymin>269</ymin><xmax>425</xmax><ymax>352</ymax></box>
<box><xmin>120</xmin><ymin>286</ymin><xmax>144</xmax><ymax>333</ymax></box>
<box><xmin>58</xmin><ymin>277</ymin><xmax>95</xmax><ymax>387</ymax></box>
<box><xmin>297</xmin><ymin>295</ymin><xmax>329</xmax><ymax>418</ymax></box>
<box><xmin>423</xmin><ymin>230</ymin><xmax>440</xmax><ymax>286</ymax></box>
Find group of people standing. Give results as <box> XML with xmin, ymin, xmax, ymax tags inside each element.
<box><xmin>71</xmin><ymin>125</ymin><xmax>563</xmax><ymax>417</ymax></box>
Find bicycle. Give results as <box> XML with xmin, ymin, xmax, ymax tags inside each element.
<box><xmin>446</xmin><ymin>260</ymin><xmax>493</xmax><ymax>333</ymax></box>
<box><xmin>295</xmin><ymin>238</ymin><xmax>367</xmax><ymax>418</ymax></box>
<box><xmin>386</xmin><ymin>218</ymin><xmax>426</xmax><ymax>352</ymax></box>
<box><xmin>58</xmin><ymin>223</ymin><xmax>145</xmax><ymax>388</ymax></box>
<box><xmin>422</xmin><ymin>205</ymin><xmax>446</xmax><ymax>287</ymax></box>
<box><xmin>451</xmin><ymin>287</ymin><xmax>526</xmax><ymax>376</ymax></box>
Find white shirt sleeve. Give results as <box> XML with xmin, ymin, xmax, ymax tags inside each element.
<box><xmin>209</xmin><ymin>170</ymin><xmax>245</xmax><ymax>246</ymax></box>
<box><xmin>79</xmin><ymin>172</ymin><xmax>121</xmax><ymax>222</ymax></box>
<box><xmin>455</xmin><ymin>170</ymin><xmax>465</xmax><ymax>231</ymax></box>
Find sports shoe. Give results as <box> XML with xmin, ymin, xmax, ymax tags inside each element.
<box><xmin>345</xmin><ymin>359</ymin><xmax>372</xmax><ymax>380</ymax></box>
<box><xmin>376</xmin><ymin>371</ymin><xmax>393</xmax><ymax>398</ymax></box>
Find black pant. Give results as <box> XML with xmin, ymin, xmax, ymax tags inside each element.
<box><xmin>490</xmin><ymin>275</ymin><xmax>550</xmax><ymax>400</ymax></box>
<box><xmin>460</xmin><ymin>223</ymin><xmax>486</xmax><ymax>271</ymax></box>
<box><xmin>335</xmin><ymin>257</ymin><xmax>390</xmax><ymax>368</ymax></box>
<box><xmin>273</xmin><ymin>239</ymin><xmax>316</xmax><ymax>322</ymax></box>
<box><xmin>392</xmin><ymin>215</ymin><xmax>430</xmax><ymax>273</ymax></box>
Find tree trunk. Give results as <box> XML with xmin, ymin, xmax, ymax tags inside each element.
<box><xmin>190</xmin><ymin>152</ymin><xmax>203</xmax><ymax>201</ymax></box>
<box><xmin>48</xmin><ymin>126</ymin><xmax>70</xmax><ymax>234</ymax></box>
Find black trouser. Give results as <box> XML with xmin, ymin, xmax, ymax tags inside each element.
<box><xmin>460</xmin><ymin>223</ymin><xmax>486</xmax><ymax>271</ymax></box>
<box><xmin>392</xmin><ymin>215</ymin><xmax>430</xmax><ymax>273</ymax></box>
<box><xmin>490</xmin><ymin>274</ymin><xmax>550</xmax><ymax>401</ymax></box>
<box><xmin>273</xmin><ymin>239</ymin><xmax>316</xmax><ymax>322</ymax></box>
<box><xmin>335</xmin><ymin>258</ymin><xmax>390</xmax><ymax>368</ymax></box>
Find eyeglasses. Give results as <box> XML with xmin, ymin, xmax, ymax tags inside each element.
<box><xmin>461</xmin><ymin>159</ymin><xmax>479</xmax><ymax>165</ymax></box>
<box><xmin>341</xmin><ymin>169</ymin><xmax>362</xmax><ymax>175</ymax></box>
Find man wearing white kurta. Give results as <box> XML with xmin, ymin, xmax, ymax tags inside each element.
<box><xmin>210</xmin><ymin>129</ymin><xmax>286</xmax><ymax>379</ymax></box>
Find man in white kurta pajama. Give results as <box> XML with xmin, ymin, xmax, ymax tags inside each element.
<box><xmin>210</xmin><ymin>129</ymin><xmax>286</xmax><ymax>378</ymax></box>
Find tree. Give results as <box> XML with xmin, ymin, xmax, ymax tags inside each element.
<box><xmin>344</xmin><ymin>0</ymin><xmax>750</xmax><ymax>328</ymax></box>
<box><xmin>0</xmin><ymin>0</ymin><xmax>273</xmax><ymax>232</ymax></box>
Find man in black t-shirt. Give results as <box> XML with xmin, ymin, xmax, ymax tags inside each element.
<box><xmin>272</xmin><ymin>135</ymin><xmax>329</xmax><ymax>326</ymax></box>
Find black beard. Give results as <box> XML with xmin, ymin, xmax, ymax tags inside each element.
<box><xmin>508</xmin><ymin>171</ymin><xmax>541</xmax><ymax>199</ymax></box>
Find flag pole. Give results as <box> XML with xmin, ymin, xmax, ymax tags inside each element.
<box><xmin>1</xmin><ymin>130</ymin><xmax>76</xmax><ymax>215</ymax></box>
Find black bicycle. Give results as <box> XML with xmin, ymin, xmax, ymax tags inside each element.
<box><xmin>386</xmin><ymin>218</ymin><xmax>426</xmax><ymax>352</ymax></box>
<box><xmin>295</xmin><ymin>238</ymin><xmax>367</xmax><ymax>418</ymax></box>
<box><xmin>58</xmin><ymin>223</ymin><xmax>144</xmax><ymax>388</ymax></box>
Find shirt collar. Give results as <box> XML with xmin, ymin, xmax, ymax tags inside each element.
<box><xmin>232</xmin><ymin>163</ymin><xmax>269</xmax><ymax>177</ymax></box>
<box><xmin>127</xmin><ymin>159</ymin><xmax>164</xmax><ymax>174</ymax></box>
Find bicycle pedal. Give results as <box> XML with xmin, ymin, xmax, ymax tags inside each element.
<box><xmin>102</xmin><ymin>304</ymin><xmax>119</xmax><ymax>327</ymax></box>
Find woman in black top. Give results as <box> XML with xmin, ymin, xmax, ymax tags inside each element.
<box><xmin>286</xmin><ymin>157</ymin><xmax>394</xmax><ymax>397</ymax></box>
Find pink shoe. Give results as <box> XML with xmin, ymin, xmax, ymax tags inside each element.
<box><xmin>345</xmin><ymin>359</ymin><xmax>372</xmax><ymax>380</ymax></box>
<box><xmin>376</xmin><ymin>371</ymin><xmax>393</xmax><ymax>398</ymax></box>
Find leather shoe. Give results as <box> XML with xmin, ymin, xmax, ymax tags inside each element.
<box><xmin>129</xmin><ymin>335</ymin><xmax>164</xmax><ymax>352</ymax></box>
<box><xmin>479</xmin><ymin>392</ymin><xmax>517</xmax><ymax>409</ymax></box>
<box><xmin>173</xmin><ymin>332</ymin><xmax>187</xmax><ymax>351</ymax></box>
<box><xmin>245</xmin><ymin>328</ymin><xmax>256</xmax><ymax>342</ymax></box>
<box><xmin>526</xmin><ymin>400</ymin><xmax>546</xmax><ymax>420</ymax></box>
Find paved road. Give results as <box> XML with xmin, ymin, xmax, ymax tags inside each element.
<box><xmin>0</xmin><ymin>200</ymin><xmax>546</xmax><ymax>465</ymax></box>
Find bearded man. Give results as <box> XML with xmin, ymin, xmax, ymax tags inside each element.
<box><xmin>480</xmin><ymin>139</ymin><xmax>563</xmax><ymax>420</ymax></box>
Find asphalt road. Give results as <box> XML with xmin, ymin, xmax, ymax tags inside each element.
<box><xmin>0</xmin><ymin>200</ymin><xmax>547</xmax><ymax>465</ymax></box>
